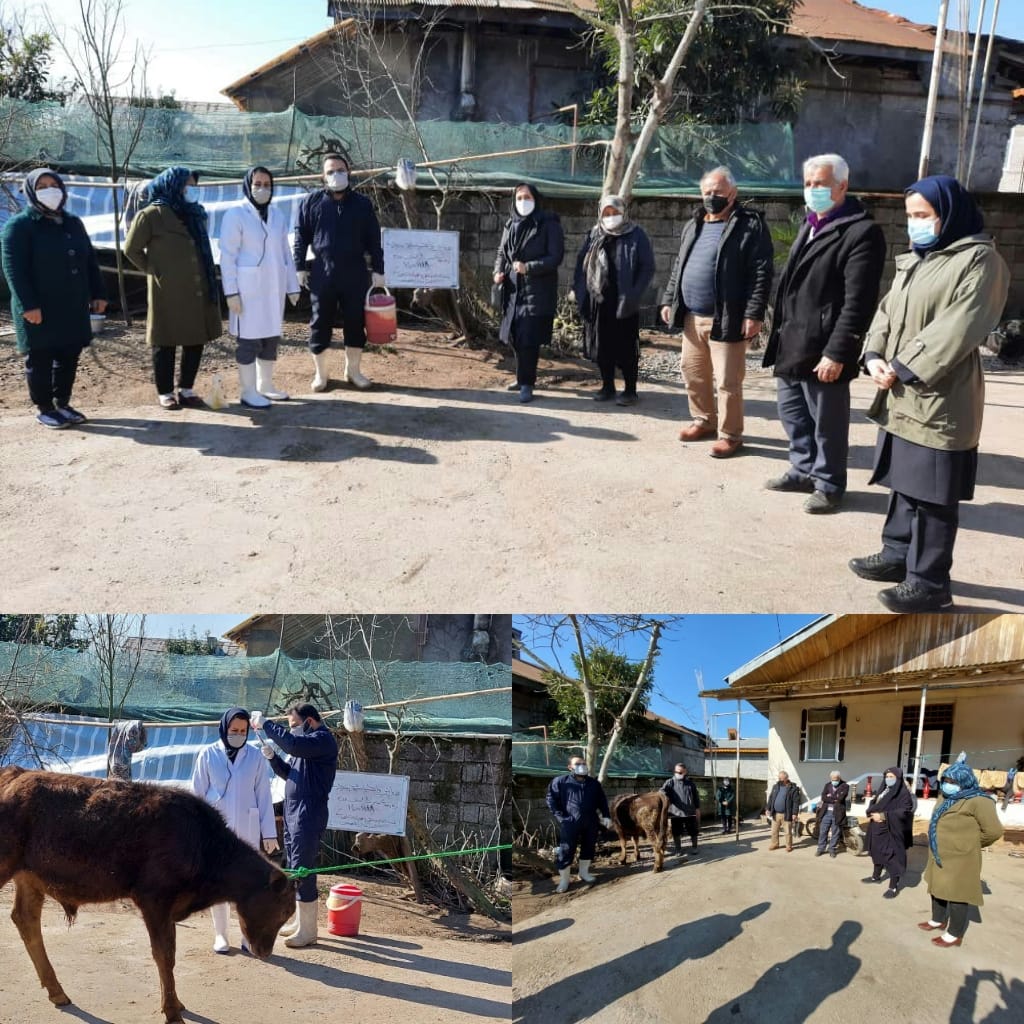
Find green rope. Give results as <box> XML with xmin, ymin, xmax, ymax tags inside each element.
<box><xmin>282</xmin><ymin>843</ymin><xmax>512</xmax><ymax>880</ymax></box>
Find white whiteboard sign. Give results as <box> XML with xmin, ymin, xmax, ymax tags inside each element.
<box><xmin>382</xmin><ymin>228</ymin><xmax>460</xmax><ymax>289</ymax></box>
<box><xmin>326</xmin><ymin>770</ymin><xmax>410</xmax><ymax>836</ymax></box>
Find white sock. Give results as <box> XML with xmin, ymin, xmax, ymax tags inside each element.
<box><xmin>941</xmin><ymin>930</ymin><xmax>957</xmax><ymax>942</ymax></box>
<box><xmin>928</xmin><ymin>920</ymin><xmax>943</xmax><ymax>927</ymax></box>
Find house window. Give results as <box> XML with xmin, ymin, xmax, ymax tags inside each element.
<box><xmin>805</xmin><ymin>709</ymin><xmax>839</xmax><ymax>761</ymax></box>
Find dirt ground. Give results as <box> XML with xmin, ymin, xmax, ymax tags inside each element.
<box><xmin>0</xmin><ymin>315</ymin><xmax>1022</xmax><ymax>612</ymax></box>
<box><xmin>0</xmin><ymin>874</ymin><xmax>510</xmax><ymax>1024</ymax></box>
<box><xmin>511</xmin><ymin>823</ymin><xmax>1024</xmax><ymax>1024</ymax></box>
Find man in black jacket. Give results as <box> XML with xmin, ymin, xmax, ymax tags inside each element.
<box><xmin>763</xmin><ymin>153</ymin><xmax>886</xmax><ymax>512</ymax></box>
<box><xmin>293</xmin><ymin>153</ymin><xmax>385</xmax><ymax>393</ymax></box>
<box><xmin>815</xmin><ymin>770</ymin><xmax>850</xmax><ymax>859</ymax></box>
<box><xmin>546</xmin><ymin>755</ymin><xmax>612</xmax><ymax>892</ymax></box>
<box><xmin>661</xmin><ymin>762</ymin><xmax>702</xmax><ymax>855</ymax></box>
<box><xmin>764</xmin><ymin>770</ymin><xmax>802</xmax><ymax>852</ymax></box>
<box><xmin>661</xmin><ymin>167</ymin><xmax>773</xmax><ymax>458</ymax></box>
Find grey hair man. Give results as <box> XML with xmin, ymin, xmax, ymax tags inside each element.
<box><xmin>762</xmin><ymin>153</ymin><xmax>886</xmax><ymax>513</ymax></box>
<box><xmin>815</xmin><ymin>769</ymin><xmax>850</xmax><ymax>859</ymax></box>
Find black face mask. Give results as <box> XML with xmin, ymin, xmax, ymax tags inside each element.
<box><xmin>703</xmin><ymin>195</ymin><xmax>730</xmax><ymax>215</ymax></box>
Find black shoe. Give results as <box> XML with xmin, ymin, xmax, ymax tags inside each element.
<box><xmin>804</xmin><ymin>489</ymin><xmax>842</xmax><ymax>514</ymax></box>
<box><xmin>883</xmin><ymin>887</ymin><xmax>898</xmax><ymax>899</ymax></box>
<box><xmin>764</xmin><ymin>473</ymin><xmax>815</xmax><ymax>493</ymax></box>
<box><xmin>830</xmin><ymin>851</ymin><xmax>837</xmax><ymax>859</ymax></box>
<box><xmin>55</xmin><ymin>404</ymin><xmax>87</xmax><ymax>425</ymax></box>
<box><xmin>861</xmin><ymin>875</ymin><xmax>883</xmax><ymax>884</ymax></box>
<box><xmin>616</xmin><ymin>390</ymin><xmax>638</xmax><ymax>407</ymax></box>
<box><xmin>592</xmin><ymin>386</ymin><xmax>616</xmax><ymax>402</ymax></box>
<box><xmin>815</xmin><ymin>849</ymin><xmax>825</xmax><ymax>857</ymax></box>
<box><xmin>849</xmin><ymin>551</ymin><xmax>906</xmax><ymax>582</ymax></box>
<box><xmin>37</xmin><ymin>408</ymin><xmax>69</xmax><ymax>429</ymax></box>
<box><xmin>878</xmin><ymin>580</ymin><xmax>953</xmax><ymax>613</ymax></box>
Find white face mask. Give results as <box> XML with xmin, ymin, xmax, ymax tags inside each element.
<box><xmin>515</xmin><ymin>198</ymin><xmax>535</xmax><ymax>217</ymax></box>
<box><xmin>226</xmin><ymin>733</ymin><xmax>247</xmax><ymax>749</ymax></box>
<box><xmin>602</xmin><ymin>214</ymin><xmax>623</xmax><ymax>232</ymax></box>
<box><xmin>35</xmin><ymin>187</ymin><xmax>63</xmax><ymax>211</ymax></box>
<box><xmin>326</xmin><ymin>171</ymin><xmax>349</xmax><ymax>191</ymax></box>
<box><xmin>251</xmin><ymin>186</ymin><xmax>272</xmax><ymax>205</ymax></box>
<box><xmin>572</xmin><ymin>764</ymin><xmax>589</xmax><ymax>777</ymax></box>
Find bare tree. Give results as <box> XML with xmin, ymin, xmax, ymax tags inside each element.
<box><xmin>77</xmin><ymin>614</ymin><xmax>147</xmax><ymax>721</ymax></box>
<box><xmin>46</xmin><ymin>0</ymin><xmax>149</xmax><ymax>324</ymax></box>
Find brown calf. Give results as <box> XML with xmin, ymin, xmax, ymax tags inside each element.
<box><xmin>610</xmin><ymin>791</ymin><xmax>669</xmax><ymax>872</ymax></box>
<box><xmin>0</xmin><ymin>766</ymin><xmax>294</xmax><ymax>1024</ymax></box>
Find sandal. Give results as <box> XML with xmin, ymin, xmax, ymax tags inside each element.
<box><xmin>158</xmin><ymin>394</ymin><xmax>180</xmax><ymax>410</ymax></box>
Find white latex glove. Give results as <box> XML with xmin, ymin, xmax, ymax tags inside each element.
<box><xmin>297</xmin><ymin>270</ymin><xmax>310</xmax><ymax>290</ymax></box>
<box><xmin>288</xmin><ymin>293</ymin><xmax>300</xmax><ymax>306</ymax></box>
<box><xmin>601</xmin><ymin>817</ymin><xmax>612</xmax><ymax>829</ymax></box>
<box><xmin>250</xmin><ymin>710</ymin><xmax>265</xmax><ymax>730</ymax></box>
<box><xmin>371</xmin><ymin>272</ymin><xmax>386</xmax><ymax>289</ymax></box>
<box><xmin>260</xmin><ymin>744</ymin><xmax>275</xmax><ymax>760</ymax></box>
<box><xmin>226</xmin><ymin>295</ymin><xmax>242</xmax><ymax>315</ymax></box>
<box><xmin>262</xmin><ymin>838</ymin><xmax>280</xmax><ymax>854</ymax></box>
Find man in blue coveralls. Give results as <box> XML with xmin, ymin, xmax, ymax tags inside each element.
<box><xmin>547</xmin><ymin>754</ymin><xmax>612</xmax><ymax>893</ymax></box>
<box><xmin>251</xmin><ymin>703</ymin><xmax>338</xmax><ymax>947</ymax></box>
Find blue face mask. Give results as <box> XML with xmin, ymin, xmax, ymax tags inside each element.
<box><xmin>884</xmin><ymin>777</ymin><xmax>897</xmax><ymax>788</ymax></box>
<box><xmin>185</xmin><ymin>186</ymin><xmax>201</xmax><ymax>205</ymax></box>
<box><xmin>804</xmin><ymin>186</ymin><xmax>835</xmax><ymax>215</ymax></box>
<box><xmin>907</xmin><ymin>218</ymin><xmax>939</xmax><ymax>247</ymax></box>
<box><xmin>941</xmin><ymin>781</ymin><xmax>960</xmax><ymax>797</ymax></box>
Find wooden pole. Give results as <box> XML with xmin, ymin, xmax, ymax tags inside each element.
<box><xmin>919</xmin><ymin>0</ymin><xmax>951</xmax><ymax>179</ymax></box>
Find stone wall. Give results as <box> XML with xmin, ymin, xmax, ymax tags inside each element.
<box><xmin>387</xmin><ymin>188</ymin><xmax>1024</xmax><ymax>320</ymax></box>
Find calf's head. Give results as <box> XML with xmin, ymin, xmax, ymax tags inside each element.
<box><xmin>235</xmin><ymin>868</ymin><xmax>295</xmax><ymax>958</ymax></box>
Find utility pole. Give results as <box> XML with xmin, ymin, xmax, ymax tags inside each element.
<box><xmin>967</xmin><ymin>0</ymin><xmax>1002</xmax><ymax>187</ymax></box>
<box><xmin>920</xmin><ymin>0</ymin><xmax>952</xmax><ymax>179</ymax></box>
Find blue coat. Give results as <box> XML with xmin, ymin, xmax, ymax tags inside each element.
<box><xmin>263</xmin><ymin>719</ymin><xmax>339</xmax><ymax>835</ymax></box>
<box><xmin>573</xmin><ymin>225</ymin><xmax>655</xmax><ymax>323</ymax></box>
<box><xmin>546</xmin><ymin>773</ymin><xmax>610</xmax><ymax>825</ymax></box>
<box><xmin>1</xmin><ymin>208</ymin><xmax>104</xmax><ymax>354</ymax></box>
<box><xmin>292</xmin><ymin>188</ymin><xmax>384</xmax><ymax>293</ymax></box>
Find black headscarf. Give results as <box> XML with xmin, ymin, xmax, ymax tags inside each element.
<box><xmin>868</xmin><ymin>766</ymin><xmax>906</xmax><ymax>812</ymax></box>
<box><xmin>24</xmin><ymin>167</ymin><xmax>67</xmax><ymax>220</ymax></box>
<box><xmin>219</xmin><ymin>706</ymin><xmax>250</xmax><ymax>763</ymax></box>
<box><xmin>905</xmin><ymin>175</ymin><xmax>984</xmax><ymax>255</ymax></box>
<box><xmin>507</xmin><ymin>182</ymin><xmax>541</xmax><ymax>252</ymax></box>
<box><xmin>243</xmin><ymin>166</ymin><xmax>273</xmax><ymax>222</ymax></box>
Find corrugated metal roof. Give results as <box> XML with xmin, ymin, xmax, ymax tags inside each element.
<box><xmin>790</xmin><ymin>0</ymin><xmax>936</xmax><ymax>53</ymax></box>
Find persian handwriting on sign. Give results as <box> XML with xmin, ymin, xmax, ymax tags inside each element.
<box><xmin>381</xmin><ymin>229</ymin><xmax>460</xmax><ymax>289</ymax></box>
<box><xmin>327</xmin><ymin>770</ymin><xmax>411</xmax><ymax>837</ymax></box>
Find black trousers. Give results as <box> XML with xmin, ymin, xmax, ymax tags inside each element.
<box><xmin>596</xmin><ymin>312</ymin><xmax>640</xmax><ymax>392</ymax></box>
<box><xmin>556</xmin><ymin>818</ymin><xmax>598</xmax><ymax>869</ymax></box>
<box><xmin>670</xmin><ymin>815</ymin><xmax>699</xmax><ymax>849</ymax></box>
<box><xmin>882</xmin><ymin>490</ymin><xmax>958</xmax><ymax>593</ymax></box>
<box><xmin>153</xmin><ymin>346</ymin><xmax>204</xmax><ymax>395</ymax></box>
<box><xmin>283</xmin><ymin>816</ymin><xmax>327</xmax><ymax>903</ymax></box>
<box><xmin>931</xmin><ymin>896</ymin><xmax>970</xmax><ymax>938</ymax></box>
<box><xmin>25</xmin><ymin>346</ymin><xmax>81</xmax><ymax>411</ymax></box>
<box><xmin>309</xmin><ymin>283</ymin><xmax>366</xmax><ymax>352</ymax></box>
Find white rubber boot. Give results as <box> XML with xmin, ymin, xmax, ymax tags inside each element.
<box><xmin>311</xmin><ymin>351</ymin><xmax>330</xmax><ymax>392</ymax></box>
<box><xmin>283</xmin><ymin>899</ymin><xmax>318</xmax><ymax>948</ymax></box>
<box><xmin>238</xmin><ymin>362</ymin><xmax>270</xmax><ymax>408</ymax></box>
<box><xmin>578</xmin><ymin>860</ymin><xmax>597</xmax><ymax>884</ymax></box>
<box><xmin>555</xmin><ymin>867</ymin><xmax>571</xmax><ymax>893</ymax></box>
<box><xmin>344</xmin><ymin>347</ymin><xmax>371</xmax><ymax>389</ymax></box>
<box><xmin>211</xmin><ymin>902</ymin><xmax>230</xmax><ymax>953</ymax></box>
<box><xmin>278</xmin><ymin>901</ymin><xmax>300</xmax><ymax>937</ymax></box>
<box><xmin>256</xmin><ymin>358</ymin><xmax>289</xmax><ymax>400</ymax></box>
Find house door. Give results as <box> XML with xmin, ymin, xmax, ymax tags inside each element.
<box><xmin>899</xmin><ymin>729</ymin><xmax>946</xmax><ymax>776</ymax></box>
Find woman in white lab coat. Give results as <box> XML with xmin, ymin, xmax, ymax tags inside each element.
<box><xmin>191</xmin><ymin>706</ymin><xmax>279</xmax><ymax>953</ymax></box>
<box><xmin>219</xmin><ymin>166</ymin><xmax>301</xmax><ymax>407</ymax></box>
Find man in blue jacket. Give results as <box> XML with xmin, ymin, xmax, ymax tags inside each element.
<box><xmin>547</xmin><ymin>755</ymin><xmax>612</xmax><ymax>893</ymax></box>
<box><xmin>251</xmin><ymin>703</ymin><xmax>338</xmax><ymax>947</ymax></box>
<box><xmin>293</xmin><ymin>153</ymin><xmax>385</xmax><ymax>392</ymax></box>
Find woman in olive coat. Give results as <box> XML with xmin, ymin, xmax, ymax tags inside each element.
<box><xmin>920</xmin><ymin>758</ymin><xmax>1003</xmax><ymax>947</ymax></box>
<box><xmin>124</xmin><ymin>165</ymin><xmax>222</xmax><ymax>409</ymax></box>
<box><xmin>852</xmin><ymin>175</ymin><xmax>1010</xmax><ymax>612</ymax></box>
<box><xmin>862</xmin><ymin>766</ymin><xmax>914</xmax><ymax>897</ymax></box>
<box><xmin>1</xmin><ymin>168</ymin><xmax>106</xmax><ymax>428</ymax></box>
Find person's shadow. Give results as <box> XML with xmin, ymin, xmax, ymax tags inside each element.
<box><xmin>950</xmin><ymin>968</ymin><xmax>1024</xmax><ymax>1024</ymax></box>
<box><xmin>513</xmin><ymin>901</ymin><xmax>770</xmax><ymax>1024</ymax></box>
<box><xmin>703</xmin><ymin>920</ymin><xmax>862</xmax><ymax>1023</ymax></box>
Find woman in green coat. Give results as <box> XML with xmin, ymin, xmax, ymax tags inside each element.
<box><xmin>920</xmin><ymin>757</ymin><xmax>1003</xmax><ymax>948</ymax></box>
<box><xmin>851</xmin><ymin>175</ymin><xmax>1009</xmax><ymax>613</ymax></box>
<box><xmin>1</xmin><ymin>168</ymin><xmax>106</xmax><ymax>428</ymax></box>
<box><xmin>124</xmin><ymin>166</ymin><xmax>221</xmax><ymax>409</ymax></box>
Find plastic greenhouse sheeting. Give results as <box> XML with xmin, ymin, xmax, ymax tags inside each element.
<box><xmin>0</xmin><ymin>99</ymin><xmax>797</xmax><ymax>192</ymax></box>
<box><xmin>0</xmin><ymin>641</ymin><xmax>511</xmax><ymax>733</ymax></box>
<box><xmin>511</xmin><ymin>732</ymin><xmax>666</xmax><ymax>778</ymax></box>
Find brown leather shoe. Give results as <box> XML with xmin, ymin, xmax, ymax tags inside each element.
<box><xmin>678</xmin><ymin>422</ymin><xmax>716</xmax><ymax>442</ymax></box>
<box><xmin>931</xmin><ymin>935</ymin><xmax>963</xmax><ymax>947</ymax></box>
<box><xmin>917</xmin><ymin>921</ymin><xmax>945</xmax><ymax>931</ymax></box>
<box><xmin>710</xmin><ymin>438</ymin><xmax>742</xmax><ymax>459</ymax></box>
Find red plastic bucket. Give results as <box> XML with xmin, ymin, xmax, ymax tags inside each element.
<box><xmin>365</xmin><ymin>288</ymin><xmax>397</xmax><ymax>345</ymax></box>
<box><xmin>326</xmin><ymin>883</ymin><xmax>363</xmax><ymax>936</ymax></box>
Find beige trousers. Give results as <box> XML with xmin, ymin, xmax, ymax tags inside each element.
<box><xmin>680</xmin><ymin>313</ymin><xmax>747</xmax><ymax>440</ymax></box>
<box><xmin>770</xmin><ymin>812</ymin><xmax>794</xmax><ymax>849</ymax></box>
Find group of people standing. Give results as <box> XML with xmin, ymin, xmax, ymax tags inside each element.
<box><xmin>1</xmin><ymin>153</ymin><xmax>384</xmax><ymax>418</ymax></box>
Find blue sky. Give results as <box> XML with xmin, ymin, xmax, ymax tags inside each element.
<box><xmin>141</xmin><ymin>614</ymin><xmax>248</xmax><ymax>641</ymax></box>
<box><xmin>514</xmin><ymin>615</ymin><xmax>823</xmax><ymax>739</ymax></box>
<box><xmin>34</xmin><ymin>1</ymin><xmax>1023</xmax><ymax>105</ymax></box>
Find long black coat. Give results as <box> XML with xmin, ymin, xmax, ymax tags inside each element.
<box><xmin>763</xmin><ymin>198</ymin><xmax>886</xmax><ymax>381</ymax></box>
<box><xmin>864</xmin><ymin>780</ymin><xmax>914</xmax><ymax>872</ymax></box>
<box><xmin>660</xmin><ymin>204</ymin><xmax>774</xmax><ymax>341</ymax></box>
<box><xmin>573</xmin><ymin>225</ymin><xmax>655</xmax><ymax>323</ymax></box>
<box><xmin>493</xmin><ymin>209</ymin><xmax>564</xmax><ymax>345</ymax></box>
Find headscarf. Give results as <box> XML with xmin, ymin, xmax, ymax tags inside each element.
<box><xmin>584</xmin><ymin>194</ymin><xmax>635</xmax><ymax>302</ymax></box>
<box><xmin>507</xmin><ymin>182</ymin><xmax>540</xmax><ymax>254</ymax></box>
<box><xmin>218</xmin><ymin>706</ymin><xmax>250</xmax><ymax>763</ymax></box>
<box><xmin>243</xmin><ymin>165</ymin><xmax>273</xmax><ymax>223</ymax></box>
<box><xmin>928</xmin><ymin>754</ymin><xmax>982</xmax><ymax>868</ymax></box>
<box><xmin>148</xmin><ymin>165</ymin><xmax>218</xmax><ymax>296</ymax></box>
<box><xmin>23</xmin><ymin>167</ymin><xmax>66</xmax><ymax>220</ymax></box>
<box><xmin>905</xmin><ymin>175</ymin><xmax>984</xmax><ymax>256</ymax></box>
<box><xmin>868</xmin><ymin>766</ymin><xmax>906</xmax><ymax>812</ymax></box>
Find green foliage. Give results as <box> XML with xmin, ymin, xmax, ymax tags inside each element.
<box><xmin>585</xmin><ymin>0</ymin><xmax>801</xmax><ymax>127</ymax></box>
<box><xmin>165</xmin><ymin>627</ymin><xmax>211</xmax><ymax>656</ymax></box>
<box><xmin>546</xmin><ymin>645</ymin><xmax>656</xmax><ymax>743</ymax></box>
<box><xmin>130</xmin><ymin>91</ymin><xmax>182</xmax><ymax>110</ymax></box>
<box><xmin>0</xmin><ymin>24</ymin><xmax>73</xmax><ymax>103</ymax></box>
<box><xmin>0</xmin><ymin>615</ymin><xmax>86</xmax><ymax>650</ymax></box>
